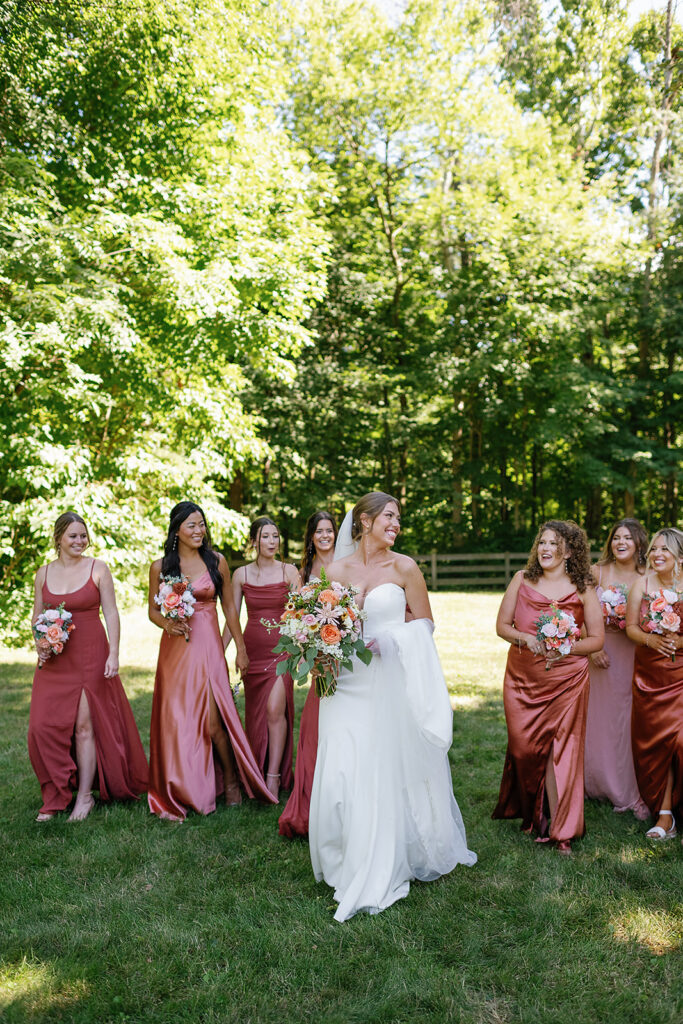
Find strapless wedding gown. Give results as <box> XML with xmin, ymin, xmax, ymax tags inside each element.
<box><xmin>309</xmin><ymin>583</ymin><xmax>476</xmax><ymax>922</ymax></box>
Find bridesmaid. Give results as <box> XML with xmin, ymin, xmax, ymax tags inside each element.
<box><xmin>28</xmin><ymin>512</ymin><xmax>148</xmax><ymax>822</ymax></box>
<box><xmin>493</xmin><ymin>520</ymin><xmax>604</xmax><ymax>854</ymax></box>
<box><xmin>585</xmin><ymin>518</ymin><xmax>649</xmax><ymax>819</ymax></box>
<box><xmin>626</xmin><ymin>527</ymin><xmax>683</xmax><ymax>841</ymax></box>
<box><xmin>229</xmin><ymin>517</ymin><xmax>300</xmax><ymax>801</ymax></box>
<box><xmin>279</xmin><ymin>511</ymin><xmax>338</xmax><ymax>838</ymax></box>
<box><xmin>148</xmin><ymin>501</ymin><xmax>275</xmax><ymax>820</ymax></box>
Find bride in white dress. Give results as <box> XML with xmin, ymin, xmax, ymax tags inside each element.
<box><xmin>309</xmin><ymin>492</ymin><xmax>476</xmax><ymax>922</ymax></box>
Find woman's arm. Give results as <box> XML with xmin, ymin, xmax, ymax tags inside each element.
<box><xmin>626</xmin><ymin>575</ymin><xmax>677</xmax><ymax>658</ymax></box>
<box><xmin>148</xmin><ymin>560</ymin><xmax>190</xmax><ymax>638</ymax></box>
<box><xmin>218</xmin><ymin>557</ymin><xmax>248</xmax><ymax>675</ymax></box>
<box><xmin>402</xmin><ymin>559</ymin><xmax>433</xmax><ymax>621</ymax></box>
<box><xmin>496</xmin><ymin>572</ymin><xmax>541</xmax><ymax>652</ymax></box>
<box><xmin>574</xmin><ymin>586</ymin><xmax>604</xmax><ymax>656</ymax></box>
<box><xmin>223</xmin><ymin>564</ymin><xmax>244</xmax><ymax>648</ymax></box>
<box><xmin>31</xmin><ymin>566</ymin><xmax>51</xmax><ymax>663</ymax></box>
<box><xmin>96</xmin><ymin>561</ymin><xmax>121</xmax><ymax>678</ymax></box>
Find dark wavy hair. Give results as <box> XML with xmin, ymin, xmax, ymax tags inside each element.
<box><xmin>161</xmin><ymin>501</ymin><xmax>222</xmax><ymax>597</ymax></box>
<box><xmin>351</xmin><ymin>492</ymin><xmax>400</xmax><ymax>541</ymax></box>
<box><xmin>524</xmin><ymin>519</ymin><xmax>594</xmax><ymax>593</ymax></box>
<box><xmin>596</xmin><ymin>518</ymin><xmax>648</xmax><ymax>571</ymax></box>
<box><xmin>301</xmin><ymin>511</ymin><xmax>338</xmax><ymax>584</ymax></box>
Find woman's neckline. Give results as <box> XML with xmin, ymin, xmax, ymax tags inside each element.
<box><xmin>520</xmin><ymin>580</ymin><xmax>577</xmax><ymax>602</ymax></box>
<box><xmin>44</xmin><ymin>558</ymin><xmax>95</xmax><ymax>596</ymax></box>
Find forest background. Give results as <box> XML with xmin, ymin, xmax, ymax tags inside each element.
<box><xmin>1</xmin><ymin>0</ymin><xmax>682</xmax><ymax>642</ymax></box>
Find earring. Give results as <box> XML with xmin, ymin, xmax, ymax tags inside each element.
<box><xmin>173</xmin><ymin>534</ymin><xmax>178</xmax><ymax>551</ymax></box>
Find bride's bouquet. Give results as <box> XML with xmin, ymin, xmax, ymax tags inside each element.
<box><xmin>262</xmin><ymin>569</ymin><xmax>373</xmax><ymax>697</ymax></box>
<box><xmin>533</xmin><ymin>604</ymin><xmax>581</xmax><ymax>670</ymax></box>
<box><xmin>154</xmin><ymin>575</ymin><xmax>196</xmax><ymax>641</ymax></box>
<box><xmin>33</xmin><ymin>603</ymin><xmax>75</xmax><ymax>666</ymax></box>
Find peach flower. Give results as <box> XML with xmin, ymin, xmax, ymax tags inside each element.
<box><xmin>52</xmin><ymin>642</ymin><xmax>64</xmax><ymax>654</ymax></box>
<box><xmin>163</xmin><ymin>593</ymin><xmax>181</xmax><ymax>610</ymax></box>
<box><xmin>319</xmin><ymin>623</ymin><xmax>342</xmax><ymax>645</ymax></box>
<box><xmin>318</xmin><ymin>589</ymin><xmax>339</xmax><ymax>607</ymax></box>
<box><xmin>46</xmin><ymin>624</ymin><xmax>63</xmax><ymax>644</ymax></box>
<box><xmin>661</xmin><ymin>611</ymin><xmax>680</xmax><ymax>632</ymax></box>
<box><xmin>650</xmin><ymin>595</ymin><xmax>668</xmax><ymax>613</ymax></box>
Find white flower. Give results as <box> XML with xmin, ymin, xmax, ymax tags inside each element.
<box><xmin>662</xmin><ymin>589</ymin><xmax>678</xmax><ymax>604</ymax></box>
<box><xmin>43</xmin><ymin>609</ymin><xmax>60</xmax><ymax>621</ymax></box>
<box><xmin>541</xmin><ymin>622</ymin><xmax>558</xmax><ymax>637</ymax></box>
<box><xmin>601</xmin><ymin>589</ymin><xmax>620</xmax><ymax>605</ymax></box>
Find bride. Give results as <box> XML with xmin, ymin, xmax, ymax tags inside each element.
<box><xmin>309</xmin><ymin>492</ymin><xmax>476</xmax><ymax>922</ymax></box>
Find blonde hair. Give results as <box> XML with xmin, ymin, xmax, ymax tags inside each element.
<box><xmin>647</xmin><ymin>528</ymin><xmax>683</xmax><ymax>573</ymax></box>
<box><xmin>53</xmin><ymin>512</ymin><xmax>90</xmax><ymax>552</ymax></box>
<box><xmin>351</xmin><ymin>492</ymin><xmax>400</xmax><ymax>541</ymax></box>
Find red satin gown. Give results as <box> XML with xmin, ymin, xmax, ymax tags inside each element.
<box><xmin>242</xmin><ymin>569</ymin><xmax>295</xmax><ymax>790</ymax></box>
<box><xmin>631</xmin><ymin>591</ymin><xmax>683</xmax><ymax>819</ymax></box>
<box><xmin>148</xmin><ymin>570</ymin><xmax>275</xmax><ymax>820</ymax></box>
<box><xmin>278</xmin><ymin>685</ymin><xmax>319</xmax><ymax>837</ymax></box>
<box><xmin>492</xmin><ymin>583</ymin><xmax>590</xmax><ymax>842</ymax></box>
<box><xmin>28</xmin><ymin>562</ymin><xmax>148</xmax><ymax>814</ymax></box>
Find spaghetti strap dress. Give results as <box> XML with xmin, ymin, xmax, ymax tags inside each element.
<box><xmin>242</xmin><ymin>566</ymin><xmax>295</xmax><ymax>789</ymax></box>
<box><xmin>148</xmin><ymin>570</ymin><xmax>275</xmax><ymax>820</ymax></box>
<box><xmin>492</xmin><ymin>582</ymin><xmax>590</xmax><ymax>842</ymax></box>
<box><xmin>279</xmin><ymin>685</ymin><xmax>319</xmax><ymax>837</ymax></box>
<box><xmin>631</xmin><ymin>584</ymin><xmax>683</xmax><ymax>820</ymax></box>
<box><xmin>28</xmin><ymin>561</ymin><xmax>148</xmax><ymax>814</ymax></box>
<box><xmin>584</xmin><ymin>569</ymin><xmax>648</xmax><ymax>818</ymax></box>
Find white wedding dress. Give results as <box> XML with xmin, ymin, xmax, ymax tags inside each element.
<box><xmin>309</xmin><ymin>582</ymin><xmax>476</xmax><ymax>922</ymax></box>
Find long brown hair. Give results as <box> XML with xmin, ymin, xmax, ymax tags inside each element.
<box><xmin>301</xmin><ymin>511</ymin><xmax>338</xmax><ymax>584</ymax></box>
<box><xmin>524</xmin><ymin>520</ymin><xmax>593</xmax><ymax>593</ymax></box>
<box><xmin>596</xmin><ymin>518</ymin><xmax>648</xmax><ymax>571</ymax></box>
<box><xmin>351</xmin><ymin>492</ymin><xmax>400</xmax><ymax>541</ymax></box>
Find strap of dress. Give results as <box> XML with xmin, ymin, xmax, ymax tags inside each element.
<box><xmin>245</xmin><ymin>563</ymin><xmax>249</xmax><ymax>584</ymax></box>
<box><xmin>44</xmin><ymin>562</ymin><xmax>51</xmax><ymax>591</ymax></box>
<box><xmin>598</xmin><ymin>565</ymin><xmax>602</xmax><ymax>586</ymax></box>
<box><xmin>281</xmin><ymin>560</ymin><xmax>285</xmax><ymax>582</ymax></box>
<box><xmin>89</xmin><ymin>557</ymin><xmax>95</xmax><ymax>579</ymax></box>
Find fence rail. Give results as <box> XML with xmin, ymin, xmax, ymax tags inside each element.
<box><xmin>412</xmin><ymin>551</ymin><xmax>529</xmax><ymax>590</ymax></box>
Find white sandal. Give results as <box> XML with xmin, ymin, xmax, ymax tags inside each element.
<box><xmin>645</xmin><ymin>810</ymin><xmax>677</xmax><ymax>841</ymax></box>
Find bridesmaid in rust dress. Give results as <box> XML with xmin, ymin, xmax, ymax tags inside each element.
<box><xmin>626</xmin><ymin>527</ymin><xmax>683</xmax><ymax>842</ymax></box>
<box><xmin>229</xmin><ymin>517</ymin><xmax>300</xmax><ymax>801</ymax></box>
<box><xmin>279</xmin><ymin>510</ymin><xmax>338</xmax><ymax>838</ymax></box>
<box><xmin>148</xmin><ymin>501</ymin><xmax>274</xmax><ymax>821</ymax></box>
<box><xmin>29</xmin><ymin>512</ymin><xmax>148</xmax><ymax>822</ymax></box>
<box><xmin>493</xmin><ymin>520</ymin><xmax>604</xmax><ymax>854</ymax></box>
<box><xmin>584</xmin><ymin>518</ymin><xmax>648</xmax><ymax>819</ymax></box>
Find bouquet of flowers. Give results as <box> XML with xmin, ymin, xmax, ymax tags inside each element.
<box><xmin>154</xmin><ymin>575</ymin><xmax>196</xmax><ymax>641</ymax></box>
<box><xmin>262</xmin><ymin>569</ymin><xmax>373</xmax><ymax>697</ymax></box>
<box><xmin>533</xmin><ymin>604</ymin><xmax>581</xmax><ymax>670</ymax></box>
<box><xmin>599</xmin><ymin>584</ymin><xmax>628</xmax><ymax>629</ymax></box>
<box><xmin>33</xmin><ymin>603</ymin><xmax>75</xmax><ymax>666</ymax></box>
<box><xmin>641</xmin><ymin>589</ymin><xmax>681</xmax><ymax>661</ymax></box>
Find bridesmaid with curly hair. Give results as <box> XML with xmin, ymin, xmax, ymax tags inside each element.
<box><xmin>493</xmin><ymin>520</ymin><xmax>604</xmax><ymax>854</ymax></box>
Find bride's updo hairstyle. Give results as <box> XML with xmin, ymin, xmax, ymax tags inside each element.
<box><xmin>351</xmin><ymin>491</ymin><xmax>400</xmax><ymax>541</ymax></box>
<box><xmin>524</xmin><ymin>519</ymin><xmax>593</xmax><ymax>593</ymax></box>
<box><xmin>53</xmin><ymin>512</ymin><xmax>90</xmax><ymax>552</ymax></box>
<box><xmin>162</xmin><ymin>500</ymin><xmax>223</xmax><ymax>596</ymax></box>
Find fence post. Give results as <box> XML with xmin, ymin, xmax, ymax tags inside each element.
<box><xmin>504</xmin><ymin>551</ymin><xmax>511</xmax><ymax>584</ymax></box>
<box><xmin>430</xmin><ymin>551</ymin><xmax>438</xmax><ymax>590</ymax></box>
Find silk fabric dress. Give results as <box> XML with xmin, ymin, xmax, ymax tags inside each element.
<box><xmin>28</xmin><ymin>565</ymin><xmax>148</xmax><ymax>814</ymax></box>
<box><xmin>492</xmin><ymin>583</ymin><xmax>589</xmax><ymax>842</ymax></box>
<box><xmin>631</xmin><ymin>592</ymin><xmax>683</xmax><ymax>820</ymax></box>
<box><xmin>148</xmin><ymin>570</ymin><xmax>275</xmax><ymax>820</ymax></box>
<box><xmin>584</xmin><ymin>582</ymin><xmax>648</xmax><ymax>818</ymax></box>
<box><xmin>278</xmin><ymin>685</ymin><xmax>319</xmax><ymax>838</ymax></box>
<box><xmin>309</xmin><ymin>583</ymin><xmax>476</xmax><ymax>922</ymax></box>
<box><xmin>242</xmin><ymin>576</ymin><xmax>294</xmax><ymax>790</ymax></box>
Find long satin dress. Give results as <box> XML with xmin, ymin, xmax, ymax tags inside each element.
<box><xmin>148</xmin><ymin>570</ymin><xmax>275</xmax><ymax>820</ymax></box>
<box><xmin>631</xmin><ymin>592</ymin><xmax>683</xmax><ymax>820</ymax></box>
<box><xmin>279</xmin><ymin>685</ymin><xmax>319</xmax><ymax>837</ymax></box>
<box><xmin>28</xmin><ymin>564</ymin><xmax>148</xmax><ymax>814</ymax></box>
<box><xmin>309</xmin><ymin>584</ymin><xmax>476</xmax><ymax>923</ymax></box>
<box><xmin>584</xmin><ymin>582</ymin><xmax>648</xmax><ymax>818</ymax></box>
<box><xmin>242</xmin><ymin>576</ymin><xmax>295</xmax><ymax>790</ymax></box>
<box><xmin>492</xmin><ymin>583</ymin><xmax>590</xmax><ymax>842</ymax></box>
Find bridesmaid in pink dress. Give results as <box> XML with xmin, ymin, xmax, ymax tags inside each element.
<box><xmin>29</xmin><ymin>512</ymin><xmax>148</xmax><ymax>822</ymax></box>
<box><xmin>279</xmin><ymin>511</ymin><xmax>338</xmax><ymax>838</ymax></box>
<box><xmin>148</xmin><ymin>501</ymin><xmax>275</xmax><ymax>820</ymax></box>
<box><xmin>493</xmin><ymin>520</ymin><xmax>604</xmax><ymax>854</ymax></box>
<box><xmin>584</xmin><ymin>518</ymin><xmax>649</xmax><ymax>819</ymax></box>
<box><xmin>626</xmin><ymin>528</ymin><xmax>683</xmax><ymax>842</ymax></box>
<box><xmin>229</xmin><ymin>517</ymin><xmax>300</xmax><ymax>801</ymax></box>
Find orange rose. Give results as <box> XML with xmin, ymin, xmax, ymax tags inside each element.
<box><xmin>319</xmin><ymin>623</ymin><xmax>342</xmax><ymax>645</ymax></box>
<box><xmin>46</xmin><ymin>624</ymin><xmax>63</xmax><ymax>644</ymax></box>
<box><xmin>615</xmin><ymin>604</ymin><xmax>627</xmax><ymax>617</ymax></box>
<box><xmin>318</xmin><ymin>590</ymin><xmax>339</xmax><ymax>607</ymax></box>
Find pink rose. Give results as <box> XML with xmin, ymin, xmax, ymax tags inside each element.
<box><xmin>46</xmin><ymin>624</ymin><xmax>63</xmax><ymax>644</ymax></box>
<box><xmin>650</xmin><ymin>595</ymin><xmax>668</xmax><ymax>613</ymax></box>
<box><xmin>645</xmin><ymin>619</ymin><xmax>660</xmax><ymax>632</ymax></box>
<box><xmin>618</xmin><ymin>620</ymin><xmax>627</xmax><ymax>629</ymax></box>
<box><xmin>176</xmin><ymin>606</ymin><xmax>186</xmax><ymax>618</ymax></box>
<box><xmin>661</xmin><ymin>611</ymin><xmax>680</xmax><ymax>632</ymax></box>
<box><xmin>52</xmin><ymin>642</ymin><xmax>64</xmax><ymax>654</ymax></box>
<box><xmin>163</xmin><ymin>593</ymin><xmax>181</xmax><ymax>610</ymax></box>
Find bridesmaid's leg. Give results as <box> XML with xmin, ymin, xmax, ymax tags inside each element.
<box><xmin>208</xmin><ymin>687</ymin><xmax>241</xmax><ymax>806</ymax></box>
<box><xmin>265</xmin><ymin>677</ymin><xmax>287</xmax><ymax>800</ymax></box>
<box><xmin>68</xmin><ymin>691</ymin><xmax>96</xmax><ymax>822</ymax></box>
<box><xmin>647</xmin><ymin>766</ymin><xmax>675</xmax><ymax>836</ymax></box>
<box><xmin>545</xmin><ymin>745</ymin><xmax>558</xmax><ymax>819</ymax></box>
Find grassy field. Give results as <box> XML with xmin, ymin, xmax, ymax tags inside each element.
<box><xmin>1</xmin><ymin>593</ymin><xmax>682</xmax><ymax>1024</ymax></box>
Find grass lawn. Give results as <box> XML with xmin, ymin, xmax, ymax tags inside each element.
<box><xmin>1</xmin><ymin>592</ymin><xmax>682</xmax><ymax>1023</ymax></box>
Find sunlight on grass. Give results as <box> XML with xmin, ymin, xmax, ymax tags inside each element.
<box><xmin>0</xmin><ymin>959</ymin><xmax>89</xmax><ymax>1012</ymax></box>
<box><xmin>611</xmin><ymin>909</ymin><xmax>683</xmax><ymax>955</ymax></box>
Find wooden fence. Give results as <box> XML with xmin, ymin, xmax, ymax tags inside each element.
<box><xmin>412</xmin><ymin>551</ymin><xmax>529</xmax><ymax>590</ymax></box>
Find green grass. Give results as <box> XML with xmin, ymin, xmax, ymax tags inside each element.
<box><xmin>1</xmin><ymin>593</ymin><xmax>683</xmax><ymax>1023</ymax></box>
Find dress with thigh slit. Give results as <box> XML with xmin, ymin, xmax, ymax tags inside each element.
<box><xmin>492</xmin><ymin>582</ymin><xmax>590</xmax><ymax>842</ymax></box>
<box><xmin>28</xmin><ymin>562</ymin><xmax>148</xmax><ymax>814</ymax></box>
<box><xmin>148</xmin><ymin>570</ymin><xmax>275</xmax><ymax>819</ymax></box>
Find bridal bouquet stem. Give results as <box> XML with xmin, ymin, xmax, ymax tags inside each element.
<box><xmin>533</xmin><ymin>604</ymin><xmax>581</xmax><ymax>670</ymax></box>
<box><xmin>33</xmin><ymin>602</ymin><xmax>75</xmax><ymax>666</ymax></box>
<box><xmin>262</xmin><ymin>569</ymin><xmax>373</xmax><ymax>697</ymax></box>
